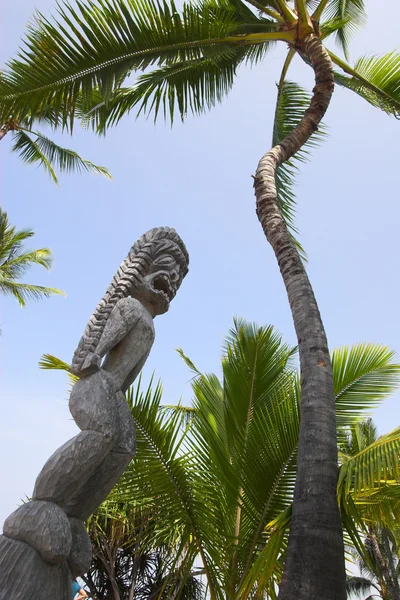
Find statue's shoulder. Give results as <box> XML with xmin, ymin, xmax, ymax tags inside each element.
<box><xmin>114</xmin><ymin>297</ymin><xmax>154</xmax><ymax>334</ymax></box>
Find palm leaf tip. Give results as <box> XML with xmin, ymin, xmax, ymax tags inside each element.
<box><xmin>39</xmin><ymin>353</ymin><xmax>78</xmax><ymax>384</ymax></box>
<box><xmin>0</xmin><ymin>282</ymin><xmax>65</xmax><ymax>306</ymax></box>
<box><xmin>320</xmin><ymin>0</ymin><xmax>367</xmax><ymax>59</ymax></box>
<box><xmin>11</xmin><ymin>129</ymin><xmax>112</xmax><ymax>183</ymax></box>
<box><xmin>39</xmin><ymin>354</ymin><xmax>71</xmax><ymax>372</ymax></box>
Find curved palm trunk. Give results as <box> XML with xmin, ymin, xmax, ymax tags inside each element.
<box><xmin>254</xmin><ymin>34</ymin><xmax>346</xmax><ymax>600</ymax></box>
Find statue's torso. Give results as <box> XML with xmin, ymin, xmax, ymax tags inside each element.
<box><xmin>101</xmin><ymin>297</ymin><xmax>155</xmax><ymax>392</ymax></box>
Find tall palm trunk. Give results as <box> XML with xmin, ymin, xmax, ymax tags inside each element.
<box><xmin>254</xmin><ymin>34</ymin><xmax>346</xmax><ymax>600</ymax></box>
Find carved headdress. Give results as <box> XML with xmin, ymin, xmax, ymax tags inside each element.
<box><xmin>70</xmin><ymin>227</ymin><xmax>189</xmax><ymax>375</ymax></box>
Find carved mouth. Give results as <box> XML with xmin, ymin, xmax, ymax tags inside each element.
<box><xmin>152</xmin><ymin>274</ymin><xmax>174</xmax><ymax>302</ymax></box>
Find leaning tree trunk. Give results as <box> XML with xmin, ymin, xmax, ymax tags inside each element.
<box><xmin>254</xmin><ymin>34</ymin><xmax>346</xmax><ymax>600</ymax></box>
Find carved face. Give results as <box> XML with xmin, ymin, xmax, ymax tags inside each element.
<box><xmin>133</xmin><ymin>247</ymin><xmax>185</xmax><ymax>316</ymax></box>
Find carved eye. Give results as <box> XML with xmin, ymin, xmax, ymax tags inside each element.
<box><xmin>154</xmin><ymin>254</ymin><xmax>176</xmax><ymax>268</ymax></box>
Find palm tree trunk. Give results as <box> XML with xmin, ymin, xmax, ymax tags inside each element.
<box><xmin>254</xmin><ymin>34</ymin><xmax>346</xmax><ymax>600</ymax></box>
<box><xmin>0</xmin><ymin>123</ymin><xmax>14</xmax><ymax>140</ymax></box>
<box><xmin>371</xmin><ymin>528</ymin><xmax>399</xmax><ymax>600</ymax></box>
<box><xmin>382</xmin><ymin>529</ymin><xmax>400</xmax><ymax>600</ymax></box>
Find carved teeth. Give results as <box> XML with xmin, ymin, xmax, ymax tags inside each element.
<box><xmin>152</xmin><ymin>274</ymin><xmax>174</xmax><ymax>301</ymax></box>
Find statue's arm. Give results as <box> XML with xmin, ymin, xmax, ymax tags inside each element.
<box><xmin>79</xmin><ymin>298</ymin><xmax>140</xmax><ymax>374</ymax></box>
<box><xmin>96</xmin><ymin>298</ymin><xmax>141</xmax><ymax>357</ymax></box>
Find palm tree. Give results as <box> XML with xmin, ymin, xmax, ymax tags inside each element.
<box><xmin>7</xmin><ymin>2</ymin><xmax>400</xmax><ymax>598</ymax></box>
<box><xmin>0</xmin><ymin>208</ymin><xmax>65</xmax><ymax>309</ymax></box>
<box><xmin>44</xmin><ymin>320</ymin><xmax>400</xmax><ymax>599</ymax></box>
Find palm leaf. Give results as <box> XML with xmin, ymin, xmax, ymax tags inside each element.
<box><xmin>338</xmin><ymin>426</ymin><xmax>400</xmax><ymax>500</ymax></box>
<box><xmin>319</xmin><ymin>0</ymin><xmax>366</xmax><ymax>58</ymax></box>
<box><xmin>39</xmin><ymin>353</ymin><xmax>78</xmax><ymax>384</ymax></box>
<box><xmin>0</xmin><ymin>281</ymin><xmax>65</xmax><ymax>307</ymax></box>
<box><xmin>346</xmin><ymin>576</ymin><xmax>377</xmax><ymax>598</ymax></box>
<box><xmin>0</xmin><ymin>0</ymin><xmax>281</xmax><ymax>128</ymax></box>
<box><xmin>82</xmin><ymin>50</ymin><xmax>247</xmax><ymax>130</ymax></box>
<box><xmin>115</xmin><ymin>378</ymin><xmax>221</xmax><ymax>597</ymax></box>
<box><xmin>11</xmin><ymin>130</ymin><xmax>58</xmax><ymax>182</ymax></box>
<box><xmin>332</xmin><ymin>344</ymin><xmax>400</xmax><ymax>436</ymax></box>
<box><xmin>11</xmin><ymin>129</ymin><xmax>111</xmax><ymax>183</ymax></box>
<box><xmin>333</xmin><ymin>51</ymin><xmax>400</xmax><ymax>118</ymax></box>
<box><xmin>184</xmin><ymin>320</ymin><xmax>297</xmax><ymax>594</ymax></box>
<box><xmin>0</xmin><ymin>249</ymin><xmax>53</xmax><ymax>281</ymax></box>
<box><xmin>0</xmin><ymin>210</ymin><xmax>35</xmax><ymax>264</ymax></box>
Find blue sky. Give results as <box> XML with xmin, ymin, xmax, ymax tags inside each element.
<box><xmin>1</xmin><ymin>0</ymin><xmax>399</xmax><ymax>526</ymax></box>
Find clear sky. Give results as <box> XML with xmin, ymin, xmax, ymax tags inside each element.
<box><xmin>1</xmin><ymin>0</ymin><xmax>399</xmax><ymax>527</ymax></box>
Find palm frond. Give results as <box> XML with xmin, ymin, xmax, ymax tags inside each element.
<box><xmin>0</xmin><ymin>249</ymin><xmax>53</xmax><ymax>282</ymax></box>
<box><xmin>272</xmin><ymin>80</ymin><xmax>327</xmax><ymax>256</ymax></box>
<box><xmin>82</xmin><ymin>50</ymin><xmax>247</xmax><ymax>130</ymax></box>
<box><xmin>332</xmin><ymin>344</ymin><xmax>400</xmax><ymax>436</ymax></box>
<box><xmin>115</xmin><ymin>378</ymin><xmax>221</xmax><ymax>590</ymax></box>
<box><xmin>333</xmin><ymin>51</ymin><xmax>400</xmax><ymax>118</ymax></box>
<box><xmin>159</xmin><ymin>403</ymin><xmax>197</xmax><ymax>429</ymax></box>
<box><xmin>338</xmin><ymin>426</ymin><xmax>400</xmax><ymax>500</ymax></box>
<box><xmin>0</xmin><ymin>0</ymin><xmax>281</xmax><ymax>128</ymax></box>
<box><xmin>0</xmin><ymin>281</ymin><xmax>65</xmax><ymax>307</ymax></box>
<box><xmin>39</xmin><ymin>353</ymin><xmax>78</xmax><ymax>384</ymax></box>
<box><xmin>319</xmin><ymin>0</ymin><xmax>366</xmax><ymax>58</ymax></box>
<box><xmin>346</xmin><ymin>575</ymin><xmax>376</xmax><ymax>599</ymax></box>
<box><xmin>184</xmin><ymin>319</ymin><xmax>297</xmax><ymax>593</ymax></box>
<box><xmin>39</xmin><ymin>354</ymin><xmax>71</xmax><ymax>372</ymax></box>
<box><xmin>11</xmin><ymin>129</ymin><xmax>111</xmax><ymax>183</ymax></box>
<box><xmin>11</xmin><ymin>130</ymin><xmax>58</xmax><ymax>182</ymax></box>
<box><xmin>0</xmin><ymin>209</ymin><xmax>35</xmax><ymax>264</ymax></box>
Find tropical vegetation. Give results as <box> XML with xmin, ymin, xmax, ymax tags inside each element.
<box><xmin>43</xmin><ymin>320</ymin><xmax>400</xmax><ymax>599</ymax></box>
<box><xmin>0</xmin><ymin>208</ymin><xmax>65</xmax><ymax>311</ymax></box>
<box><xmin>344</xmin><ymin>420</ymin><xmax>400</xmax><ymax>600</ymax></box>
<box><xmin>83</xmin><ymin>499</ymin><xmax>205</xmax><ymax>599</ymax></box>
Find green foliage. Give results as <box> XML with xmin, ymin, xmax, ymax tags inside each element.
<box><xmin>338</xmin><ymin>418</ymin><xmax>400</xmax><ymax>531</ymax></box>
<box><xmin>0</xmin><ymin>208</ymin><xmax>65</xmax><ymax>308</ymax></box>
<box><xmin>334</xmin><ymin>52</ymin><xmax>400</xmax><ymax>118</ymax></box>
<box><xmin>85</xmin><ymin>498</ymin><xmax>205</xmax><ymax>598</ymax></box>
<box><xmin>85</xmin><ymin>51</ymin><xmax>246</xmax><ymax>130</ymax></box>
<box><xmin>0</xmin><ymin>0</ymin><xmax>397</xmax><ymax>217</ymax></box>
<box><xmin>0</xmin><ymin>0</ymin><xmax>276</xmax><ymax>127</ymax></box>
<box><xmin>40</xmin><ymin>321</ymin><xmax>400</xmax><ymax>597</ymax></box>
<box><xmin>332</xmin><ymin>344</ymin><xmax>400</xmax><ymax>434</ymax></box>
<box><xmin>114</xmin><ymin>322</ymin><xmax>400</xmax><ymax>597</ymax></box>
<box><xmin>10</xmin><ymin>129</ymin><xmax>111</xmax><ymax>184</ymax></box>
<box><xmin>39</xmin><ymin>354</ymin><xmax>78</xmax><ymax>385</ymax></box>
<box><xmin>318</xmin><ymin>0</ymin><xmax>366</xmax><ymax>58</ymax></box>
